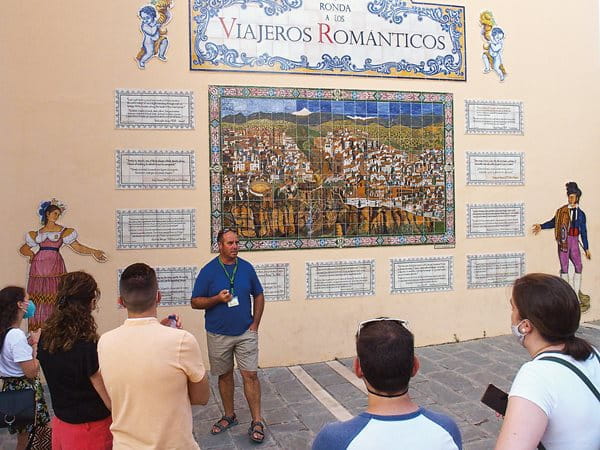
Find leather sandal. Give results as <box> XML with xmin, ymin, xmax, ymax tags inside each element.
<box><xmin>211</xmin><ymin>414</ymin><xmax>238</xmax><ymax>435</ymax></box>
<box><xmin>248</xmin><ymin>420</ymin><xmax>265</xmax><ymax>444</ymax></box>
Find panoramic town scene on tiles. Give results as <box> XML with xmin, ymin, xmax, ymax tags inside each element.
<box><xmin>209</xmin><ymin>86</ymin><xmax>455</xmax><ymax>251</ymax></box>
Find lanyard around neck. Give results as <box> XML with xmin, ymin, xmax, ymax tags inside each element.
<box><xmin>218</xmin><ymin>258</ymin><xmax>238</xmax><ymax>295</ymax></box>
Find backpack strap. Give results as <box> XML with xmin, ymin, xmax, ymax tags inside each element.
<box><xmin>538</xmin><ymin>355</ymin><xmax>600</xmax><ymax>402</ymax></box>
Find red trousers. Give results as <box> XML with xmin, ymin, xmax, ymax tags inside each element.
<box><xmin>51</xmin><ymin>416</ymin><xmax>112</xmax><ymax>450</ymax></box>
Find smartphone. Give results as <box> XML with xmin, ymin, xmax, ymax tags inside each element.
<box><xmin>481</xmin><ymin>384</ymin><xmax>508</xmax><ymax>416</ymax></box>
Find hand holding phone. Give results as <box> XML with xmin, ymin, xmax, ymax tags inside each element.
<box><xmin>160</xmin><ymin>314</ymin><xmax>182</xmax><ymax>329</ymax></box>
<box><xmin>167</xmin><ymin>314</ymin><xmax>178</xmax><ymax>328</ymax></box>
<box><xmin>217</xmin><ymin>289</ymin><xmax>233</xmax><ymax>303</ymax></box>
<box><xmin>481</xmin><ymin>383</ymin><xmax>508</xmax><ymax>416</ymax></box>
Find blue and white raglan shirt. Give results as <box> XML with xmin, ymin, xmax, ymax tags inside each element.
<box><xmin>312</xmin><ymin>408</ymin><xmax>462</xmax><ymax>450</ymax></box>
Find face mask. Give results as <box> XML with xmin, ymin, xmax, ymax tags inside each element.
<box><xmin>511</xmin><ymin>319</ymin><xmax>527</xmax><ymax>346</ymax></box>
<box><xmin>23</xmin><ymin>301</ymin><xmax>36</xmax><ymax>319</ymax></box>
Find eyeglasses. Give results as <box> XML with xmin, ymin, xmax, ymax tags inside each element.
<box><xmin>356</xmin><ymin>317</ymin><xmax>409</xmax><ymax>337</ymax></box>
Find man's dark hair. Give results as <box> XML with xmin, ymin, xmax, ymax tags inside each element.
<box><xmin>217</xmin><ymin>228</ymin><xmax>237</xmax><ymax>243</ymax></box>
<box><xmin>356</xmin><ymin>320</ymin><xmax>414</xmax><ymax>393</ymax></box>
<box><xmin>119</xmin><ymin>263</ymin><xmax>158</xmax><ymax>313</ymax></box>
<box><xmin>566</xmin><ymin>181</ymin><xmax>582</xmax><ymax>200</ymax></box>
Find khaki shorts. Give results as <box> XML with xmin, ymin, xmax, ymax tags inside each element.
<box><xmin>206</xmin><ymin>329</ymin><xmax>258</xmax><ymax>376</ymax></box>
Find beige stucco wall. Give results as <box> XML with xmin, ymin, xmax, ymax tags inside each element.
<box><xmin>1</xmin><ymin>0</ymin><xmax>599</xmax><ymax>366</ymax></box>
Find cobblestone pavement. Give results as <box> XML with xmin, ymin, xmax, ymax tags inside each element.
<box><xmin>2</xmin><ymin>322</ymin><xmax>598</xmax><ymax>450</ymax></box>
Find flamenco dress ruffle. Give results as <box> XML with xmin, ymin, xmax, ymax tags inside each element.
<box><xmin>26</xmin><ymin>238</ymin><xmax>66</xmax><ymax>330</ymax></box>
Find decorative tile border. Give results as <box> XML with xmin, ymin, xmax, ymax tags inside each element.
<box><xmin>209</xmin><ymin>85</ymin><xmax>455</xmax><ymax>251</ymax></box>
<box><xmin>306</xmin><ymin>259</ymin><xmax>375</xmax><ymax>299</ymax></box>
<box><xmin>116</xmin><ymin>209</ymin><xmax>196</xmax><ymax>249</ymax></box>
<box><xmin>466</xmin><ymin>203</ymin><xmax>525</xmax><ymax>238</ymax></box>
<box><xmin>466</xmin><ymin>252</ymin><xmax>525</xmax><ymax>289</ymax></box>
<box><xmin>390</xmin><ymin>256</ymin><xmax>453</xmax><ymax>294</ymax></box>
<box><xmin>116</xmin><ymin>150</ymin><xmax>196</xmax><ymax>189</ymax></box>
<box><xmin>465</xmin><ymin>100</ymin><xmax>523</xmax><ymax>135</ymax></box>
<box><xmin>255</xmin><ymin>263</ymin><xmax>290</xmax><ymax>302</ymax></box>
<box><xmin>115</xmin><ymin>90</ymin><xmax>194</xmax><ymax>129</ymax></box>
<box><xmin>190</xmin><ymin>0</ymin><xmax>466</xmax><ymax>81</ymax></box>
<box><xmin>466</xmin><ymin>152</ymin><xmax>524</xmax><ymax>186</ymax></box>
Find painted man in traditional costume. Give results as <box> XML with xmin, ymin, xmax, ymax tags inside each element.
<box><xmin>533</xmin><ymin>182</ymin><xmax>591</xmax><ymax>312</ymax></box>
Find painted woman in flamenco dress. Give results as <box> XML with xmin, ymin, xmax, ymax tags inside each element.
<box><xmin>18</xmin><ymin>199</ymin><xmax>107</xmax><ymax>330</ymax></box>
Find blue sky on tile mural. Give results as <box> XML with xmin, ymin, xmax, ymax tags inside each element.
<box><xmin>221</xmin><ymin>98</ymin><xmax>444</xmax><ymax>120</ymax></box>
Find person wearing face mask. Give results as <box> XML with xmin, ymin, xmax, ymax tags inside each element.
<box><xmin>0</xmin><ymin>286</ymin><xmax>50</xmax><ymax>450</ymax></box>
<box><xmin>496</xmin><ymin>273</ymin><xmax>600</xmax><ymax>450</ymax></box>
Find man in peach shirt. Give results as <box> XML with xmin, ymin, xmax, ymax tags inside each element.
<box><xmin>99</xmin><ymin>263</ymin><xmax>210</xmax><ymax>449</ymax></box>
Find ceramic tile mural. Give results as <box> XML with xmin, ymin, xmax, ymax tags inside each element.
<box><xmin>190</xmin><ymin>1</ymin><xmax>466</xmax><ymax>81</ymax></box>
<box><xmin>208</xmin><ymin>86</ymin><xmax>455</xmax><ymax>251</ymax></box>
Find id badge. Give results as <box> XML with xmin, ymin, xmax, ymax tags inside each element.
<box><xmin>228</xmin><ymin>296</ymin><xmax>239</xmax><ymax>308</ymax></box>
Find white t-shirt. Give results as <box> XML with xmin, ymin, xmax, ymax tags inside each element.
<box><xmin>0</xmin><ymin>328</ymin><xmax>32</xmax><ymax>377</ymax></box>
<box><xmin>509</xmin><ymin>350</ymin><xmax>600</xmax><ymax>450</ymax></box>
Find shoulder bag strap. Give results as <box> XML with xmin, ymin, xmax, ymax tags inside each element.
<box><xmin>539</xmin><ymin>356</ymin><xmax>600</xmax><ymax>401</ymax></box>
<box><xmin>0</xmin><ymin>327</ymin><xmax>14</xmax><ymax>355</ymax></box>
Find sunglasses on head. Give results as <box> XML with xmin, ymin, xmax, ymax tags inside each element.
<box><xmin>356</xmin><ymin>317</ymin><xmax>409</xmax><ymax>336</ymax></box>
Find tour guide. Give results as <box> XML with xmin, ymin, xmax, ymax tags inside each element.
<box><xmin>191</xmin><ymin>229</ymin><xmax>266</xmax><ymax>444</ymax></box>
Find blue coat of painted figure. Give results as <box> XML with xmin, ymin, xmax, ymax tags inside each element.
<box><xmin>532</xmin><ymin>181</ymin><xmax>591</xmax><ymax>312</ymax></box>
<box><xmin>540</xmin><ymin>207</ymin><xmax>589</xmax><ymax>251</ymax></box>
<box><xmin>312</xmin><ymin>409</ymin><xmax>462</xmax><ymax>450</ymax></box>
<box><xmin>192</xmin><ymin>257</ymin><xmax>263</xmax><ymax>336</ymax></box>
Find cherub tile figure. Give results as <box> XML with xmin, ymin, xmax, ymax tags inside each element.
<box><xmin>480</xmin><ymin>11</ymin><xmax>506</xmax><ymax>81</ymax></box>
<box><xmin>533</xmin><ymin>182</ymin><xmax>592</xmax><ymax>312</ymax></box>
<box><xmin>135</xmin><ymin>1</ymin><xmax>173</xmax><ymax>69</ymax></box>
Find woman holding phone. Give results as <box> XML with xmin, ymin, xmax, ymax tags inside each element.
<box><xmin>495</xmin><ymin>273</ymin><xmax>600</xmax><ymax>450</ymax></box>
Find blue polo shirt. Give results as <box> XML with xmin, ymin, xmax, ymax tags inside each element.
<box><xmin>192</xmin><ymin>257</ymin><xmax>263</xmax><ymax>336</ymax></box>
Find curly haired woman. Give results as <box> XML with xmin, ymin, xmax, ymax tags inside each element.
<box><xmin>37</xmin><ymin>271</ymin><xmax>112</xmax><ymax>449</ymax></box>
